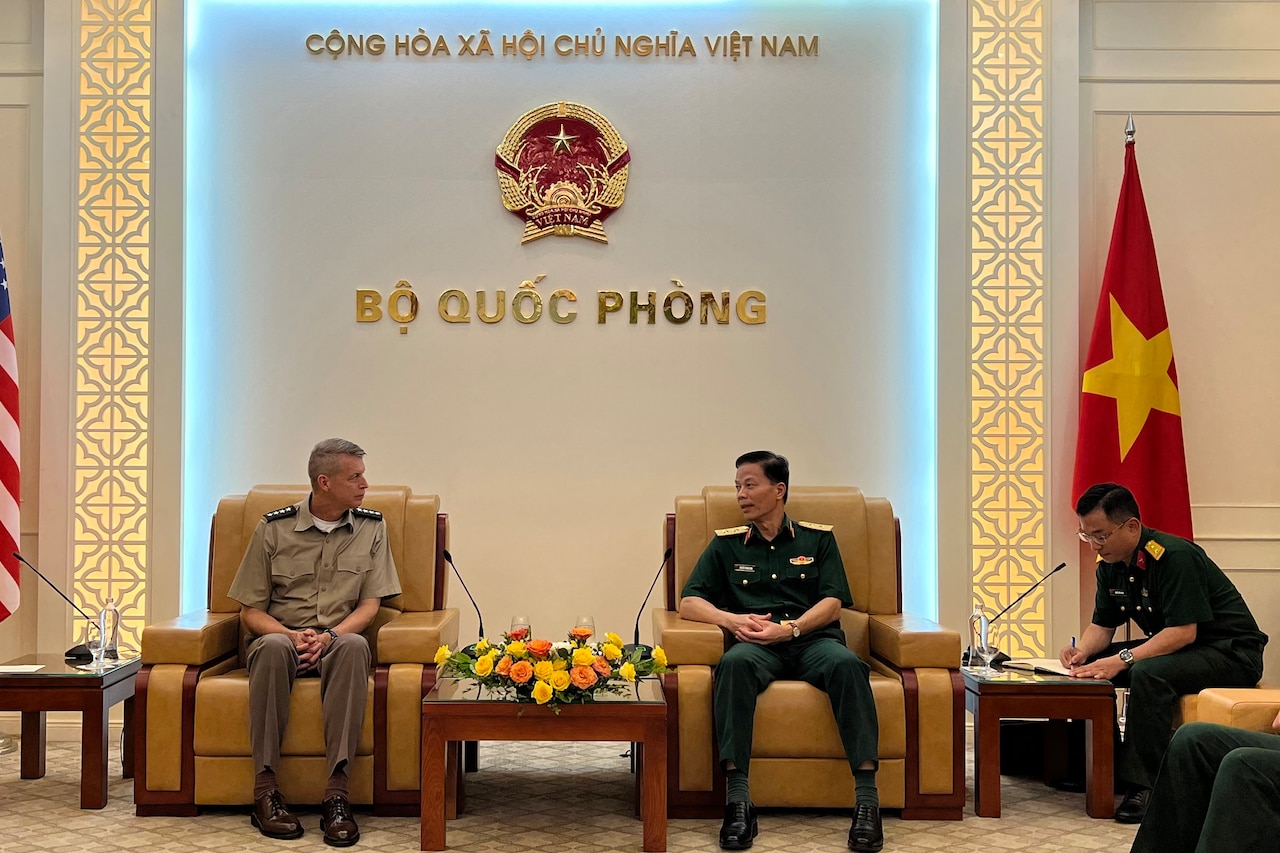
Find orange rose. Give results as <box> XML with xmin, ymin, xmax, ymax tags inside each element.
<box><xmin>570</xmin><ymin>665</ymin><xmax>598</xmax><ymax>689</ymax></box>
<box><xmin>509</xmin><ymin>659</ymin><xmax>534</xmax><ymax>685</ymax></box>
<box><xmin>508</xmin><ymin>626</ymin><xmax>529</xmax><ymax>641</ymax></box>
<box><xmin>495</xmin><ymin>655</ymin><xmax>513</xmax><ymax>676</ymax></box>
<box><xmin>526</xmin><ymin>638</ymin><xmax>553</xmax><ymax>658</ymax></box>
<box><xmin>570</xmin><ymin>627</ymin><xmax>594</xmax><ymax>641</ymax></box>
<box><xmin>591</xmin><ymin>655</ymin><xmax>612</xmax><ymax>677</ymax></box>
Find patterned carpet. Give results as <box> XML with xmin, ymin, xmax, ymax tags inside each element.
<box><xmin>0</xmin><ymin>736</ymin><xmax>1138</xmax><ymax>853</ymax></box>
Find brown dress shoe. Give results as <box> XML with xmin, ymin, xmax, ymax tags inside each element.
<box><xmin>321</xmin><ymin>794</ymin><xmax>360</xmax><ymax>847</ymax></box>
<box><xmin>251</xmin><ymin>789</ymin><xmax>303</xmax><ymax>839</ymax></box>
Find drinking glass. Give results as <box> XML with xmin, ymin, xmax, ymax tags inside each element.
<box><xmin>967</xmin><ymin>605</ymin><xmax>999</xmax><ymax>676</ymax></box>
<box><xmin>84</xmin><ymin>620</ymin><xmax>106</xmax><ymax>672</ymax></box>
<box><xmin>975</xmin><ymin>617</ymin><xmax>1001</xmax><ymax>676</ymax></box>
<box><xmin>571</xmin><ymin>614</ymin><xmax>595</xmax><ymax>641</ymax></box>
<box><xmin>509</xmin><ymin>615</ymin><xmax>531</xmax><ymax>641</ymax></box>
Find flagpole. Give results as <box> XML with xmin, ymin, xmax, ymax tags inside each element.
<box><xmin>1125</xmin><ymin>113</ymin><xmax>1135</xmax><ymax>143</ymax></box>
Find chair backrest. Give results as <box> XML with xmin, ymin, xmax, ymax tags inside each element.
<box><xmin>666</xmin><ymin>485</ymin><xmax>902</xmax><ymax>616</ymax></box>
<box><xmin>207</xmin><ymin>484</ymin><xmax>447</xmax><ymax>617</ymax></box>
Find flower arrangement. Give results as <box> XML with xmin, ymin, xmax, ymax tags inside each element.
<box><xmin>434</xmin><ymin>626</ymin><xmax>669</xmax><ymax>710</ymax></box>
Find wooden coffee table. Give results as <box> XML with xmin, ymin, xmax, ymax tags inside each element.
<box><xmin>421</xmin><ymin>677</ymin><xmax>667</xmax><ymax>851</ymax></box>
<box><xmin>963</xmin><ymin>667</ymin><xmax>1116</xmax><ymax>818</ymax></box>
<box><xmin>0</xmin><ymin>655</ymin><xmax>140</xmax><ymax>809</ymax></box>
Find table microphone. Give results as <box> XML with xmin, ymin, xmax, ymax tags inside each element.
<box><xmin>622</xmin><ymin>547</ymin><xmax>674</xmax><ymax>660</ymax></box>
<box><xmin>962</xmin><ymin>561</ymin><xmax>1068</xmax><ymax>667</ymax></box>
<box><xmin>442</xmin><ymin>549</ymin><xmax>485</xmax><ymax>656</ymax></box>
<box><xmin>12</xmin><ymin>551</ymin><xmax>116</xmax><ymax>661</ymax></box>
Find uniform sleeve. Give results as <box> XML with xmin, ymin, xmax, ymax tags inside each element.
<box><xmin>1156</xmin><ymin>550</ymin><xmax>1214</xmax><ymax>628</ymax></box>
<box><xmin>227</xmin><ymin>521</ymin><xmax>272</xmax><ymax>610</ymax></box>
<box><xmin>681</xmin><ymin>539</ymin><xmax>728</xmax><ymax>606</ymax></box>
<box><xmin>357</xmin><ymin>520</ymin><xmax>402</xmax><ymax>600</ymax></box>
<box><xmin>815</xmin><ymin>532</ymin><xmax>854</xmax><ymax>607</ymax></box>
<box><xmin>1091</xmin><ymin>563</ymin><xmax>1124</xmax><ymax>628</ymax></box>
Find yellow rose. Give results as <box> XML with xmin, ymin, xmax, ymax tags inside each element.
<box><xmin>475</xmin><ymin>638</ymin><xmax>491</xmax><ymax>653</ymax></box>
<box><xmin>534</xmin><ymin>660</ymin><xmax>555</xmax><ymax>681</ymax></box>
<box><xmin>434</xmin><ymin>645</ymin><xmax>451</xmax><ymax>667</ymax></box>
<box><xmin>532</xmin><ymin>680</ymin><xmax>554</xmax><ymax>705</ymax></box>
<box><xmin>550</xmin><ymin>670</ymin><xmax>572</xmax><ymax>691</ymax></box>
<box><xmin>620</xmin><ymin>662</ymin><xmax>637</xmax><ymax>682</ymax></box>
<box><xmin>552</xmin><ymin>658</ymin><xmax>568</xmax><ymax>671</ymax></box>
<box><xmin>602</xmin><ymin>643</ymin><xmax>622</xmax><ymax>662</ymax></box>
<box><xmin>571</xmin><ymin>646</ymin><xmax>595</xmax><ymax>667</ymax></box>
<box><xmin>652</xmin><ymin>646</ymin><xmax>668</xmax><ymax>668</ymax></box>
<box><xmin>605</xmin><ymin>631</ymin><xmax>624</xmax><ymax>648</ymax></box>
<box><xmin>474</xmin><ymin>652</ymin><xmax>495</xmax><ymax>677</ymax></box>
<box><xmin>506</xmin><ymin>640</ymin><xmax>527</xmax><ymax>658</ymax></box>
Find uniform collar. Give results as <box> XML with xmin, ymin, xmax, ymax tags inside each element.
<box><xmin>297</xmin><ymin>496</ymin><xmax>352</xmax><ymax>532</ymax></box>
<box><xmin>745</xmin><ymin>514</ymin><xmax>796</xmax><ymax>544</ymax></box>
<box><xmin>1120</xmin><ymin>526</ymin><xmax>1157</xmax><ymax>570</ymax></box>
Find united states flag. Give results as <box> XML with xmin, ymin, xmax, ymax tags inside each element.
<box><xmin>0</xmin><ymin>232</ymin><xmax>19</xmax><ymax>623</ymax></box>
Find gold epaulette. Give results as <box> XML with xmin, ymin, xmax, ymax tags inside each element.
<box><xmin>1144</xmin><ymin>540</ymin><xmax>1165</xmax><ymax>560</ymax></box>
<box><xmin>715</xmin><ymin>525</ymin><xmax>750</xmax><ymax>537</ymax></box>
<box><xmin>796</xmin><ymin>520</ymin><xmax>834</xmax><ymax>532</ymax></box>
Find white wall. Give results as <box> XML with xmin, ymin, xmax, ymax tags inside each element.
<box><xmin>1081</xmin><ymin>0</ymin><xmax>1280</xmax><ymax>681</ymax></box>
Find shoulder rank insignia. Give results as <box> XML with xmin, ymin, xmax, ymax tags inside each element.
<box><xmin>790</xmin><ymin>556</ymin><xmax>815</xmax><ymax>565</ymax></box>
<box><xmin>352</xmin><ymin>506</ymin><xmax>383</xmax><ymax>520</ymax></box>
<box><xmin>263</xmin><ymin>505</ymin><xmax>298</xmax><ymax>522</ymax></box>
<box><xmin>796</xmin><ymin>520</ymin><xmax>834</xmax><ymax>532</ymax></box>
<box><xmin>715</xmin><ymin>525</ymin><xmax>750</xmax><ymax>537</ymax></box>
<box><xmin>1144</xmin><ymin>540</ymin><xmax>1165</xmax><ymax>560</ymax></box>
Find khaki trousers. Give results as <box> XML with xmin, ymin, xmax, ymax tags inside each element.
<box><xmin>246</xmin><ymin>632</ymin><xmax>371</xmax><ymax>776</ymax></box>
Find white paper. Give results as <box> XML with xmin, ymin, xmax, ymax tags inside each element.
<box><xmin>0</xmin><ymin>664</ymin><xmax>45</xmax><ymax>673</ymax></box>
<box><xmin>1003</xmin><ymin>658</ymin><xmax>1074</xmax><ymax>677</ymax></box>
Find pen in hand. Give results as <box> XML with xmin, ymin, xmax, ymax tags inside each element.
<box><xmin>1070</xmin><ymin>636</ymin><xmax>1077</xmax><ymax>670</ymax></box>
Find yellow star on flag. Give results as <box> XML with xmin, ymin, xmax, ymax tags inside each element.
<box><xmin>1081</xmin><ymin>294</ymin><xmax>1181</xmax><ymax>460</ymax></box>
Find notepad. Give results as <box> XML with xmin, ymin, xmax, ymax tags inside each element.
<box><xmin>1002</xmin><ymin>658</ymin><xmax>1074</xmax><ymax>676</ymax></box>
<box><xmin>0</xmin><ymin>664</ymin><xmax>44</xmax><ymax>673</ymax></box>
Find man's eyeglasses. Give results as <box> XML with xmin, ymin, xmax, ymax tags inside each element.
<box><xmin>1077</xmin><ymin>518</ymin><xmax>1134</xmax><ymax>545</ymax></box>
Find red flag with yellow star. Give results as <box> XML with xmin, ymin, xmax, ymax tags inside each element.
<box><xmin>1072</xmin><ymin>139</ymin><xmax>1193</xmax><ymax>538</ymax></box>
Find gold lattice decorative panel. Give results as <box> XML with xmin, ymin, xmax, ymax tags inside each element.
<box><xmin>969</xmin><ymin>0</ymin><xmax>1047</xmax><ymax>656</ymax></box>
<box><xmin>74</xmin><ymin>0</ymin><xmax>152</xmax><ymax>652</ymax></box>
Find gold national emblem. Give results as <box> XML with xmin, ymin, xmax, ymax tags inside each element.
<box><xmin>495</xmin><ymin>101</ymin><xmax>630</xmax><ymax>244</ymax></box>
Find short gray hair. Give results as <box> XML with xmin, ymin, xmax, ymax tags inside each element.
<box><xmin>308</xmin><ymin>438</ymin><xmax>365</xmax><ymax>488</ymax></box>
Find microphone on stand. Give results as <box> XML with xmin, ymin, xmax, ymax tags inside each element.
<box><xmin>962</xmin><ymin>561</ymin><xmax>1068</xmax><ymax>667</ymax></box>
<box><xmin>622</xmin><ymin>547</ymin><xmax>674</xmax><ymax>660</ymax></box>
<box><xmin>13</xmin><ymin>551</ymin><xmax>116</xmax><ymax>661</ymax></box>
<box><xmin>442</xmin><ymin>549</ymin><xmax>485</xmax><ymax>656</ymax></box>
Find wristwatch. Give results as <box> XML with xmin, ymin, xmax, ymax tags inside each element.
<box><xmin>323</xmin><ymin>628</ymin><xmax>339</xmax><ymax>644</ymax></box>
<box><xmin>1118</xmin><ymin>648</ymin><xmax>1134</xmax><ymax>667</ymax></box>
<box><xmin>791</xmin><ymin>622</ymin><xmax>801</xmax><ymax>640</ymax></box>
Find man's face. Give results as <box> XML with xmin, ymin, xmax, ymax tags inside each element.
<box><xmin>321</xmin><ymin>455</ymin><xmax>368</xmax><ymax>510</ymax></box>
<box><xmin>735</xmin><ymin>462</ymin><xmax>785</xmax><ymax>525</ymax></box>
<box><xmin>1078</xmin><ymin>508</ymin><xmax>1140</xmax><ymax>563</ymax></box>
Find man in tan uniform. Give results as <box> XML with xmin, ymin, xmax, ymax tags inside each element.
<box><xmin>227</xmin><ymin>438</ymin><xmax>401</xmax><ymax>847</ymax></box>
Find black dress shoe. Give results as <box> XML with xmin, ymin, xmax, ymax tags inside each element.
<box><xmin>719</xmin><ymin>800</ymin><xmax>758</xmax><ymax>850</ymax></box>
<box><xmin>321</xmin><ymin>794</ymin><xmax>361</xmax><ymax>847</ymax></box>
<box><xmin>848</xmin><ymin>802</ymin><xmax>884</xmax><ymax>852</ymax></box>
<box><xmin>250</xmin><ymin>789</ymin><xmax>303</xmax><ymax>840</ymax></box>
<box><xmin>1115</xmin><ymin>787</ymin><xmax>1149</xmax><ymax>824</ymax></box>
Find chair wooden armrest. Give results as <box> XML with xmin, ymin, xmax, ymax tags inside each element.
<box><xmin>868</xmin><ymin>612</ymin><xmax>961</xmax><ymax>670</ymax></box>
<box><xmin>141</xmin><ymin>611</ymin><xmax>240</xmax><ymax>666</ymax></box>
<box><xmin>652</xmin><ymin>609</ymin><xmax>724</xmax><ymax>665</ymax></box>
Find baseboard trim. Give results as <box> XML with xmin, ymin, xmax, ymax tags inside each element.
<box><xmin>0</xmin><ymin>711</ymin><xmax>127</xmax><ymax>742</ymax></box>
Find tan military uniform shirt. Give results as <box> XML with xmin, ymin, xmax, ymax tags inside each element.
<box><xmin>227</xmin><ymin>497</ymin><xmax>401</xmax><ymax>630</ymax></box>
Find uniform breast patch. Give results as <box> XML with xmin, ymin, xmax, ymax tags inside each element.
<box><xmin>790</xmin><ymin>556</ymin><xmax>815</xmax><ymax>565</ymax></box>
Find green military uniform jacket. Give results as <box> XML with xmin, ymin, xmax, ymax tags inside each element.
<box><xmin>681</xmin><ymin>514</ymin><xmax>854</xmax><ymax>628</ymax></box>
<box><xmin>1092</xmin><ymin>526</ymin><xmax>1267</xmax><ymax>652</ymax></box>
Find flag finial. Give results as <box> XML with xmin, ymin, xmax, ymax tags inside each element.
<box><xmin>1125</xmin><ymin>114</ymin><xmax>1136</xmax><ymax>144</ymax></box>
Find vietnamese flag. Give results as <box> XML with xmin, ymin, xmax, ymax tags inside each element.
<box><xmin>1072</xmin><ymin>136</ymin><xmax>1193</xmax><ymax>539</ymax></box>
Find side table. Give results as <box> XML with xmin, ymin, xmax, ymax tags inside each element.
<box><xmin>963</xmin><ymin>667</ymin><xmax>1116</xmax><ymax>818</ymax></box>
<box><xmin>0</xmin><ymin>655</ymin><xmax>140</xmax><ymax>809</ymax></box>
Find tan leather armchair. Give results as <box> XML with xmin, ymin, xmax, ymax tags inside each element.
<box><xmin>655</xmin><ymin>486</ymin><xmax>964</xmax><ymax>820</ymax></box>
<box><xmin>134</xmin><ymin>485</ymin><xmax>458</xmax><ymax>816</ymax></box>
<box><xmin>1185</xmin><ymin>688</ymin><xmax>1280</xmax><ymax>733</ymax></box>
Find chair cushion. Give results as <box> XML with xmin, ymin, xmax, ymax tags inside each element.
<box><xmin>751</xmin><ymin>674</ymin><xmax>906</xmax><ymax>760</ymax></box>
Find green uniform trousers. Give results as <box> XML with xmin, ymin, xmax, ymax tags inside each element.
<box><xmin>1131</xmin><ymin>722</ymin><xmax>1280</xmax><ymax>853</ymax></box>
<box><xmin>713</xmin><ymin>631</ymin><xmax>878</xmax><ymax>775</ymax></box>
<box><xmin>1095</xmin><ymin>640</ymin><xmax>1262</xmax><ymax>789</ymax></box>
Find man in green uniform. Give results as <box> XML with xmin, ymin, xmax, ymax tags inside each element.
<box><xmin>1130</xmin><ymin>713</ymin><xmax>1280</xmax><ymax>853</ymax></box>
<box><xmin>679</xmin><ymin>451</ymin><xmax>882</xmax><ymax>853</ymax></box>
<box><xmin>1061</xmin><ymin>482</ymin><xmax>1266</xmax><ymax>824</ymax></box>
<box><xmin>227</xmin><ymin>438</ymin><xmax>402</xmax><ymax>847</ymax></box>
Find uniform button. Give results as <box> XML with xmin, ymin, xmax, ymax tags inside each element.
<box><xmin>771</xmin><ymin>574</ymin><xmax>777</xmax><ymax>579</ymax></box>
<box><xmin>800</xmin><ymin>573</ymin><xmax>806</xmax><ymax>579</ymax></box>
<box><xmin>1120</xmin><ymin>605</ymin><xmax>1126</xmax><ymax>611</ymax></box>
<box><xmin>1129</xmin><ymin>576</ymin><xmax>1134</xmax><ymax>582</ymax></box>
<box><xmin>742</xmin><ymin>579</ymin><xmax>748</xmax><ymax>585</ymax></box>
<box><xmin>770</xmin><ymin>545</ymin><xmax>775</xmax><ymax>551</ymax></box>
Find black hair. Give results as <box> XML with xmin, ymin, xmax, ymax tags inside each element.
<box><xmin>734</xmin><ymin>450</ymin><xmax>790</xmax><ymax>504</ymax></box>
<box><xmin>1074</xmin><ymin>482</ymin><xmax>1141</xmax><ymax>523</ymax></box>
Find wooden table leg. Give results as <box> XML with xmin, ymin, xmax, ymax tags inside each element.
<box><xmin>973</xmin><ymin>697</ymin><xmax>1002</xmax><ymax>818</ymax></box>
<box><xmin>20</xmin><ymin>711</ymin><xmax>46</xmax><ymax>779</ymax></box>
<box><xmin>445</xmin><ymin>740</ymin><xmax>460</xmax><ymax>820</ymax></box>
<box><xmin>82</xmin><ymin>693</ymin><xmax>109</xmax><ymax>809</ymax></box>
<box><xmin>122</xmin><ymin>693</ymin><xmax>135</xmax><ymax>779</ymax></box>
<box><xmin>420</xmin><ymin>717</ymin><xmax>446</xmax><ymax>851</ymax></box>
<box><xmin>640</xmin><ymin>721</ymin><xmax>667</xmax><ymax>852</ymax></box>
<box><xmin>1085</xmin><ymin>713</ymin><xmax>1115</xmax><ymax>818</ymax></box>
